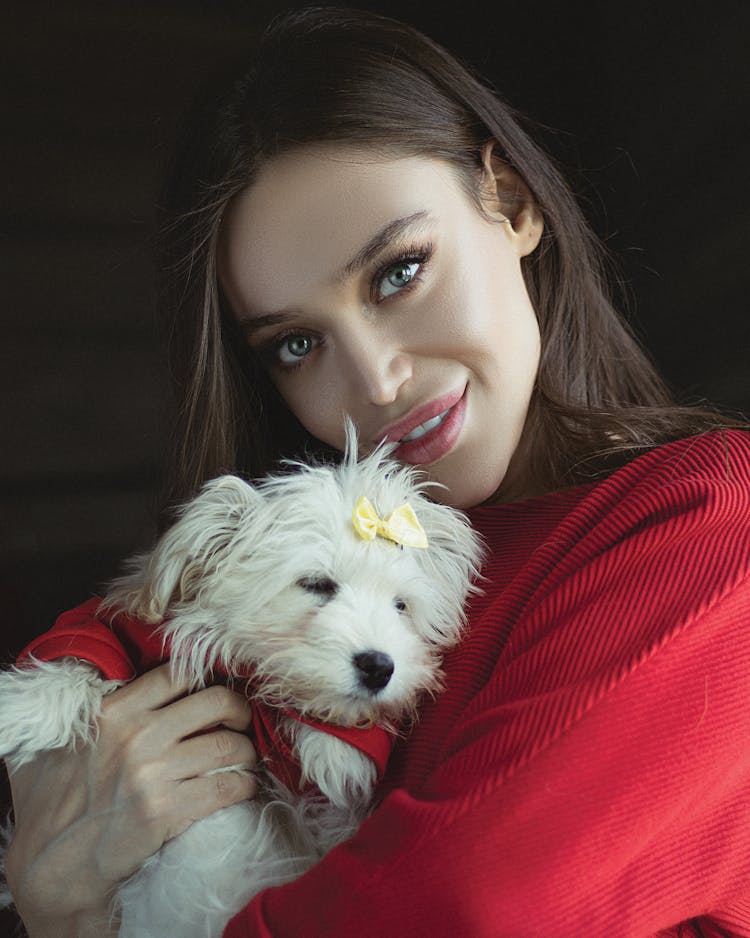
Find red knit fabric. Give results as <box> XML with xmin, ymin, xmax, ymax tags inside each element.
<box><xmin>218</xmin><ymin>431</ymin><xmax>750</xmax><ymax>938</ymax></box>
<box><xmin>17</xmin><ymin>431</ymin><xmax>750</xmax><ymax>936</ymax></box>
<box><xmin>17</xmin><ymin>610</ymin><xmax>395</xmax><ymax>791</ymax></box>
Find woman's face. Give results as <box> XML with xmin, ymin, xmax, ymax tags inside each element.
<box><xmin>219</xmin><ymin>144</ymin><xmax>542</xmax><ymax>509</ymax></box>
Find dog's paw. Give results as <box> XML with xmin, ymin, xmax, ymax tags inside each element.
<box><xmin>286</xmin><ymin>720</ymin><xmax>377</xmax><ymax>810</ymax></box>
<box><xmin>0</xmin><ymin>658</ymin><xmax>120</xmax><ymax>770</ymax></box>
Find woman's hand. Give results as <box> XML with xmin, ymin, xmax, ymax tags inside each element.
<box><xmin>4</xmin><ymin>663</ymin><xmax>257</xmax><ymax>938</ymax></box>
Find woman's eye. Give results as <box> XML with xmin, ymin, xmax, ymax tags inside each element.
<box><xmin>377</xmin><ymin>260</ymin><xmax>422</xmax><ymax>299</ymax></box>
<box><xmin>277</xmin><ymin>334</ymin><xmax>315</xmax><ymax>365</ymax></box>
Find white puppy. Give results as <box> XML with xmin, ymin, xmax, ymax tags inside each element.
<box><xmin>0</xmin><ymin>431</ymin><xmax>483</xmax><ymax>937</ymax></box>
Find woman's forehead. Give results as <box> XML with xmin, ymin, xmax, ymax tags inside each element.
<box><xmin>218</xmin><ymin>147</ymin><xmax>464</xmax><ymax>317</ymax></box>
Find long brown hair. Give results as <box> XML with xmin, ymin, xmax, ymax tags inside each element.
<box><xmin>156</xmin><ymin>4</ymin><xmax>745</xmax><ymax>518</ymax></box>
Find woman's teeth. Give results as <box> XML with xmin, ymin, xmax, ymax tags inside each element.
<box><xmin>400</xmin><ymin>408</ymin><xmax>450</xmax><ymax>443</ymax></box>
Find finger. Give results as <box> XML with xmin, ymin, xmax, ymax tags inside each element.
<box><xmin>108</xmin><ymin>662</ymin><xmax>193</xmax><ymax>711</ymax></box>
<box><xmin>156</xmin><ymin>684</ymin><xmax>254</xmax><ymax>740</ymax></box>
<box><xmin>165</xmin><ymin>770</ymin><xmax>259</xmax><ymax>839</ymax></box>
<box><xmin>170</xmin><ymin>729</ymin><xmax>258</xmax><ymax>780</ymax></box>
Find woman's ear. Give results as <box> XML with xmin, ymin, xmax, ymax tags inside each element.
<box><xmin>479</xmin><ymin>139</ymin><xmax>544</xmax><ymax>257</ymax></box>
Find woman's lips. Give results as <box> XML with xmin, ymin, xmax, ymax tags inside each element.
<box><xmin>379</xmin><ymin>387</ymin><xmax>465</xmax><ymax>444</ymax></box>
<box><xmin>389</xmin><ymin>386</ymin><xmax>467</xmax><ymax>465</ymax></box>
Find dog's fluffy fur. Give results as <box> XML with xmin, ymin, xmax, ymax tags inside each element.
<box><xmin>0</xmin><ymin>430</ymin><xmax>483</xmax><ymax>937</ymax></box>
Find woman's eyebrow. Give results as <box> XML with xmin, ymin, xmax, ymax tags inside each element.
<box><xmin>332</xmin><ymin>210</ymin><xmax>432</xmax><ymax>285</ymax></box>
<box><xmin>237</xmin><ymin>310</ymin><xmax>298</xmax><ymax>334</ymax></box>
<box><xmin>236</xmin><ymin>210</ymin><xmax>433</xmax><ymax>333</ymax></box>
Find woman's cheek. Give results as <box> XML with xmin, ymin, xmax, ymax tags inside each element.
<box><xmin>280</xmin><ymin>365</ymin><xmax>349</xmax><ymax>451</ymax></box>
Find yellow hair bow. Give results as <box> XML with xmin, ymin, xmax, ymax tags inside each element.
<box><xmin>352</xmin><ymin>496</ymin><xmax>429</xmax><ymax>549</ymax></box>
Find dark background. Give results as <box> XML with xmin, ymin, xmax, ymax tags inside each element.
<box><xmin>1</xmin><ymin>0</ymin><xmax>748</xmax><ymax>931</ymax></box>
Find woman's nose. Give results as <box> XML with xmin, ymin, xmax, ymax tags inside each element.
<box><xmin>341</xmin><ymin>325</ymin><xmax>412</xmax><ymax>406</ymax></box>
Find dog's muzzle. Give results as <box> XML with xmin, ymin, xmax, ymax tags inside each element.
<box><xmin>353</xmin><ymin>651</ymin><xmax>394</xmax><ymax>692</ymax></box>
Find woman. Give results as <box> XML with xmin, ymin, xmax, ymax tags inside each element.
<box><xmin>5</xmin><ymin>6</ymin><xmax>750</xmax><ymax>936</ymax></box>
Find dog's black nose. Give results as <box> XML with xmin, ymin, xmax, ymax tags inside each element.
<box><xmin>353</xmin><ymin>651</ymin><xmax>394</xmax><ymax>692</ymax></box>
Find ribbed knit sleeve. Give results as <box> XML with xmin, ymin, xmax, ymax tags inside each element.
<box><xmin>223</xmin><ymin>431</ymin><xmax>750</xmax><ymax>938</ymax></box>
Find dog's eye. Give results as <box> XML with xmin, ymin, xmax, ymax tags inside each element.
<box><xmin>394</xmin><ymin>598</ymin><xmax>408</xmax><ymax>614</ymax></box>
<box><xmin>298</xmin><ymin>576</ymin><xmax>339</xmax><ymax>600</ymax></box>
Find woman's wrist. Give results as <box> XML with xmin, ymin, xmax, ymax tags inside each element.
<box><xmin>6</xmin><ymin>820</ymin><xmax>119</xmax><ymax>938</ymax></box>
<box><xmin>22</xmin><ymin>905</ymin><xmax>119</xmax><ymax>938</ymax></box>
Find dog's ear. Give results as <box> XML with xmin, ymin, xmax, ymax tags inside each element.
<box><xmin>406</xmin><ymin>495</ymin><xmax>486</xmax><ymax>646</ymax></box>
<box><xmin>104</xmin><ymin>475</ymin><xmax>262</xmax><ymax>622</ymax></box>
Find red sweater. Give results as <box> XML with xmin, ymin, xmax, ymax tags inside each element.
<box><xmin>225</xmin><ymin>431</ymin><xmax>750</xmax><ymax>938</ymax></box>
<box><xmin>21</xmin><ymin>431</ymin><xmax>750</xmax><ymax>937</ymax></box>
<box><xmin>18</xmin><ymin>613</ymin><xmax>396</xmax><ymax>795</ymax></box>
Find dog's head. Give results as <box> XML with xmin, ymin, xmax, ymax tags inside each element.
<box><xmin>105</xmin><ymin>425</ymin><xmax>484</xmax><ymax>727</ymax></box>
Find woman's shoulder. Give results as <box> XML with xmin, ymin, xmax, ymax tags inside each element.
<box><xmin>514</xmin><ymin>429</ymin><xmax>750</xmax><ymax>628</ymax></box>
<box><xmin>424</xmin><ymin>430</ymin><xmax>750</xmax><ymax>793</ymax></box>
<box><xmin>467</xmin><ymin>429</ymin><xmax>750</xmax><ymax>595</ymax></box>
<box><xmin>470</xmin><ymin>429</ymin><xmax>750</xmax><ymax>532</ymax></box>
<box><xmin>600</xmin><ymin>428</ymin><xmax>750</xmax><ymax>503</ymax></box>
<box><xmin>566</xmin><ymin>428</ymin><xmax>750</xmax><ymax>546</ymax></box>
<box><xmin>458</xmin><ymin>428</ymin><xmax>750</xmax><ymax>730</ymax></box>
